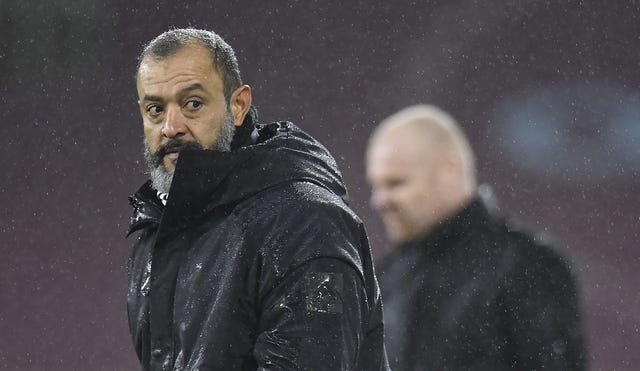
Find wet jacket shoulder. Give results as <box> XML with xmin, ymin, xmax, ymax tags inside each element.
<box><xmin>378</xmin><ymin>188</ymin><xmax>586</xmax><ymax>371</ymax></box>
<box><xmin>126</xmin><ymin>113</ymin><xmax>388</xmax><ymax>370</ymax></box>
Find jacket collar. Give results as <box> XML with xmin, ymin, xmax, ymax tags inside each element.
<box><xmin>127</xmin><ymin>114</ymin><xmax>347</xmax><ymax>238</ymax></box>
<box><xmin>396</xmin><ymin>187</ymin><xmax>498</xmax><ymax>259</ymax></box>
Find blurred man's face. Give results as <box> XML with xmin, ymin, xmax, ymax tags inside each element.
<box><xmin>136</xmin><ymin>44</ymin><xmax>235</xmax><ymax>192</ymax></box>
<box><xmin>366</xmin><ymin>131</ymin><xmax>444</xmax><ymax>244</ymax></box>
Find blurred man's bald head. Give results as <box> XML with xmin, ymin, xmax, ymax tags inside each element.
<box><xmin>366</xmin><ymin>105</ymin><xmax>477</xmax><ymax>244</ymax></box>
<box><xmin>369</xmin><ymin>105</ymin><xmax>476</xmax><ymax>189</ymax></box>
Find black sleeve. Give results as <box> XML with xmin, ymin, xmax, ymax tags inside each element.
<box><xmin>502</xmin><ymin>244</ymin><xmax>588</xmax><ymax>370</ymax></box>
<box><xmin>245</xmin><ymin>184</ymin><xmax>387</xmax><ymax>370</ymax></box>
<box><xmin>252</xmin><ymin>257</ymin><xmax>368</xmax><ymax>370</ymax></box>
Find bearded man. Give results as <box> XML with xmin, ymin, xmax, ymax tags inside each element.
<box><xmin>126</xmin><ymin>28</ymin><xmax>388</xmax><ymax>371</ymax></box>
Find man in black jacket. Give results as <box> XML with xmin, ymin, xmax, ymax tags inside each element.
<box><xmin>126</xmin><ymin>28</ymin><xmax>389</xmax><ymax>370</ymax></box>
<box><xmin>366</xmin><ymin>105</ymin><xmax>587</xmax><ymax>370</ymax></box>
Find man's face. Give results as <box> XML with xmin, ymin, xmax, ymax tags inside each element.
<box><xmin>366</xmin><ymin>131</ymin><xmax>444</xmax><ymax>244</ymax></box>
<box><xmin>137</xmin><ymin>44</ymin><xmax>236</xmax><ymax>192</ymax></box>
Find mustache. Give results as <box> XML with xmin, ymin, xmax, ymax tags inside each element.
<box><xmin>150</xmin><ymin>139</ymin><xmax>204</xmax><ymax>167</ymax></box>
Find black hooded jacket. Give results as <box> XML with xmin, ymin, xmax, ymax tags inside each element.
<box><xmin>126</xmin><ymin>113</ymin><xmax>388</xmax><ymax>370</ymax></box>
<box><xmin>378</xmin><ymin>190</ymin><xmax>587</xmax><ymax>371</ymax></box>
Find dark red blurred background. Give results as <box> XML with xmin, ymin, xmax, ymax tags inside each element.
<box><xmin>2</xmin><ymin>1</ymin><xmax>638</xmax><ymax>370</ymax></box>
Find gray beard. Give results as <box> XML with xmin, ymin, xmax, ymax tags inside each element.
<box><xmin>144</xmin><ymin>112</ymin><xmax>236</xmax><ymax>194</ymax></box>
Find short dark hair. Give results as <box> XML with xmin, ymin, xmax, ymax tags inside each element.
<box><xmin>137</xmin><ymin>28</ymin><xmax>242</xmax><ymax>102</ymax></box>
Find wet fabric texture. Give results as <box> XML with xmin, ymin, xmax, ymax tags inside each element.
<box><xmin>378</xmin><ymin>192</ymin><xmax>587</xmax><ymax>371</ymax></box>
<box><xmin>126</xmin><ymin>112</ymin><xmax>389</xmax><ymax>370</ymax></box>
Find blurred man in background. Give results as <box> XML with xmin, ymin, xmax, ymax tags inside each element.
<box><xmin>366</xmin><ymin>105</ymin><xmax>587</xmax><ymax>370</ymax></box>
<box><xmin>126</xmin><ymin>28</ymin><xmax>388</xmax><ymax>370</ymax></box>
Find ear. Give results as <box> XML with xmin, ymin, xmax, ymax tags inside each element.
<box><xmin>436</xmin><ymin>152</ymin><xmax>460</xmax><ymax>184</ymax></box>
<box><xmin>229</xmin><ymin>85</ymin><xmax>252</xmax><ymax>127</ymax></box>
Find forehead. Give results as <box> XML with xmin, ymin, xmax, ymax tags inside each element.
<box><xmin>367</xmin><ymin>132</ymin><xmax>426</xmax><ymax>175</ymax></box>
<box><xmin>369</xmin><ymin>129</ymin><xmax>424</xmax><ymax>161</ymax></box>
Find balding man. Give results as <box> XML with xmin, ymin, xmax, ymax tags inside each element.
<box><xmin>366</xmin><ymin>105</ymin><xmax>587</xmax><ymax>370</ymax></box>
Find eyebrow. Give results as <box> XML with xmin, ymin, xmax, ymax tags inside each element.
<box><xmin>141</xmin><ymin>83</ymin><xmax>207</xmax><ymax>103</ymax></box>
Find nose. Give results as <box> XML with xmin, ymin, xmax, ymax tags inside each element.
<box><xmin>370</xmin><ymin>187</ymin><xmax>390</xmax><ymax>212</ymax></box>
<box><xmin>161</xmin><ymin>105</ymin><xmax>187</xmax><ymax>139</ymax></box>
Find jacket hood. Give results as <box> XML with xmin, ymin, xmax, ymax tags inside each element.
<box><xmin>128</xmin><ymin>111</ymin><xmax>348</xmax><ymax>236</ymax></box>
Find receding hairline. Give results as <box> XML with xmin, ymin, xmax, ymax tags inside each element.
<box><xmin>136</xmin><ymin>41</ymin><xmax>214</xmax><ymax>76</ymax></box>
<box><xmin>370</xmin><ymin>105</ymin><xmax>457</xmax><ymax>142</ymax></box>
<box><xmin>138</xmin><ymin>37</ymin><xmax>206</xmax><ymax>65</ymax></box>
<box><xmin>135</xmin><ymin>28</ymin><xmax>243</xmax><ymax>102</ymax></box>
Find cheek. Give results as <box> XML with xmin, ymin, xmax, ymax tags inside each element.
<box><xmin>400</xmin><ymin>188</ymin><xmax>431</xmax><ymax>214</ymax></box>
<box><xmin>400</xmin><ymin>187</ymin><xmax>423</xmax><ymax>205</ymax></box>
<box><xmin>143</xmin><ymin>126</ymin><xmax>162</xmax><ymax>149</ymax></box>
<box><xmin>142</xmin><ymin>125</ymin><xmax>154</xmax><ymax>137</ymax></box>
<box><xmin>193</xmin><ymin>125</ymin><xmax>215</xmax><ymax>146</ymax></box>
<box><xmin>193</xmin><ymin>117</ymin><xmax>225</xmax><ymax>147</ymax></box>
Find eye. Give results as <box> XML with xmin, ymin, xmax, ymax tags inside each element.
<box><xmin>146</xmin><ymin>104</ymin><xmax>163</xmax><ymax>117</ymax></box>
<box><xmin>184</xmin><ymin>99</ymin><xmax>203</xmax><ymax>111</ymax></box>
<box><xmin>386</xmin><ymin>178</ymin><xmax>406</xmax><ymax>190</ymax></box>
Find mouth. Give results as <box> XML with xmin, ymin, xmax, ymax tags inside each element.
<box><xmin>153</xmin><ymin>139</ymin><xmax>205</xmax><ymax>168</ymax></box>
<box><xmin>160</xmin><ymin>141</ymin><xmax>191</xmax><ymax>163</ymax></box>
<box><xmin>164</xmin><ymin>147</ymin><xmax>180</xmax><ymax>161</ymax></box>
